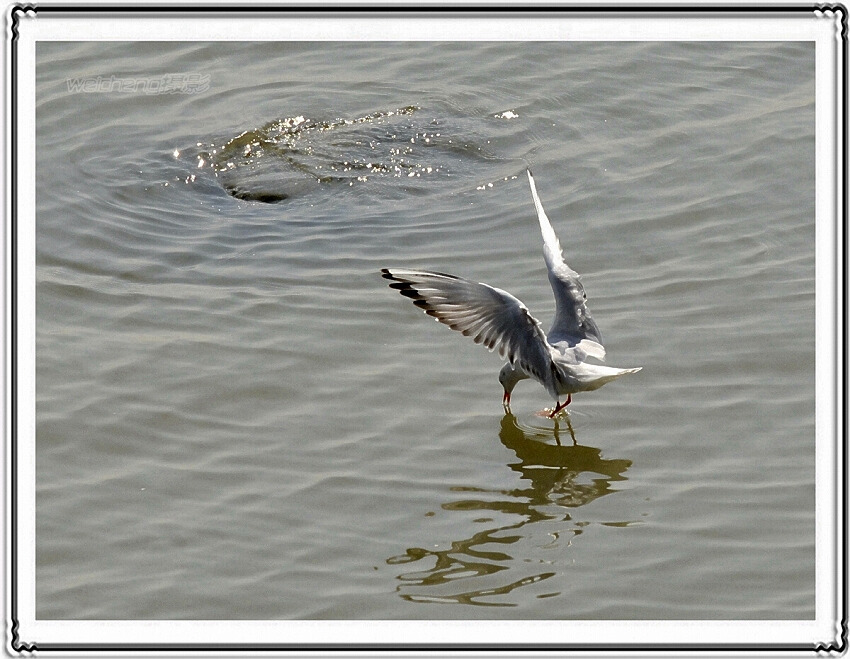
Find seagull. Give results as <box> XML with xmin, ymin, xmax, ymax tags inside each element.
<box><xmin>381</xmin><ymin>169</ymin><xmax>641</xmax><ymax>418</ymax></box>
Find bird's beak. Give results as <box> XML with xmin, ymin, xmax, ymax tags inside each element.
<box><xmin>502</xmin><ymin>389</ymin><xmax>511</xmax><ymax>405</ymax></box>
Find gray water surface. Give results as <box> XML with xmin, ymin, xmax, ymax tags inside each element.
<box><xmin>36</xmin><ymin>40</ymin><xmax>814</xmax><ymax>619</ymax></box>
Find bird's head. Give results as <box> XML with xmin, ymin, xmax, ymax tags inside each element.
<box><xmin>498</xmin><ymin>363</ymin><xmax>522</xmax><ymax>405</ymax></box>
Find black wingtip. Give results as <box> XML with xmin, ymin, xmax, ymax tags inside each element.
<box><xmin>380</xmin><ymin>268</ymin><xmax>395</xmax><ymax>280</ymax></box>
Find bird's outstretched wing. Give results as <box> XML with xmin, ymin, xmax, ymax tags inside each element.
<box><xmin>526</xmin><ymin>169</ymin><xmax>605</xmax><ymax>357</ymax></box>
<box><xmin>381</xmin><ymin>268</ymin><xmax>555</xmax><ymax>384</ymax></box>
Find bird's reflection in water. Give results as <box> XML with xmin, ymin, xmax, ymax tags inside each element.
<box><xmin>387</xmin><ymin>413</ymin><xmax>632</xmax><ymax>606</ymax></box>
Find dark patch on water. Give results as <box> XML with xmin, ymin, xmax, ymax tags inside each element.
<box><xmin>194</xmin><ymin>106</ymin><xmax>502</xmax><ymax>203</ymax></box>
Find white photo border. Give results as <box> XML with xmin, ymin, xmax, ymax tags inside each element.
<box><xmin>6</xmin><ymin>4</ymin><xmax>846</xmax><ymax>655</ymax></box>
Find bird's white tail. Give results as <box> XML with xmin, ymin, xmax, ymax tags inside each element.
<box><xmin>580</xmin><ymin>365</ymin><xmax>642</xmax><ymax>391</ymax></box>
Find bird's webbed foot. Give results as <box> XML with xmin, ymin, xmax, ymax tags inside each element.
<box><xmin>546</xmin><ymin>394</ymin><xmax>572</xmax><ymax>418</ymax></box>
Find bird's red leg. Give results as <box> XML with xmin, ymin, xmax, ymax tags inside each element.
<box><xmin>548</xmin><ymin>394</ymin><xmax>572</xmax><ymax>418</ymax></box>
